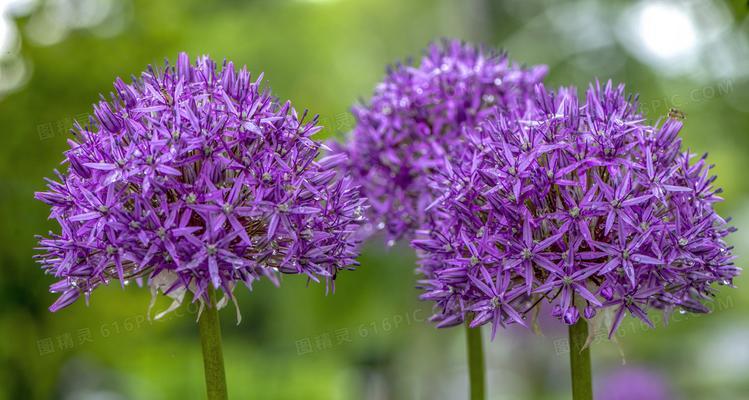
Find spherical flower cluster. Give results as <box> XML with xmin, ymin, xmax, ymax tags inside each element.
<box><xmin>414</xmin><ymin>81</ymin><xmax>739</xmax><ymax>338</ymax></box>
<box><xmin>335</xmin><ymin>40</ymin><xmax>548</xmax><ymax>242</ymax></box>
<box><xmin>35</xmin><ymin>53</ymin><xmax>366</xmax><ymax>313</ymax></box>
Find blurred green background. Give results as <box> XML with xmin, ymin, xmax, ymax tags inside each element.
<box><xmin>1</xmin><ymin>0</ymin><xmax>748</xmax><ymax>399</ymax></box>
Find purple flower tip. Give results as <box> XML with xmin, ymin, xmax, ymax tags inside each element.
<box><xmin>35</xmin><ymin>53</ymin><xmax>366</xmax><ymax>314</ymax></box>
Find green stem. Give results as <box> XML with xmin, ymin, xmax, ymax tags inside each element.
<box><xmin>465</xmin><ymin>317</ymin><xmax>486</xmax><ymax>400</ymax></box>
<box><xmin>568</xmin><ymin>317</ymin><xmax>592</xmax><ymax>400</ymax></box>
<box><xmin>198</xmin><ymin>289</ymin><xmax>228</xmax><ymax>400</ymax></box>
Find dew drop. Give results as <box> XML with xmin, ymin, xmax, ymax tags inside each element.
<box><xmin>353</xmin><ymin>206</ymin><xmax>365</xmax><ymax>221</ymax></box>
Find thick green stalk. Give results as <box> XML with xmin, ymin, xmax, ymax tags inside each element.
<box><xmin>568</xmin><ymin>317</ymin><xmax>592</xmax><ymax>400</ymax></box>
<box><xmin>465</xmin><ymin>317</ymin><xmax>486</xmax><ymax>400</ymax></box>
<box><xmin>198</xmin><ymin>289</ymin><xmax>228</xmax><ymax>400</ymax></box>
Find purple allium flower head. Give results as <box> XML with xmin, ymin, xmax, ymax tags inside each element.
<box><xmin>414</xmin><ymin>80</ymin><xmax>739</xmax><ymax>338</ymax></box>
<box><xmin>334</xmin><ymin>40</ymin><xmax>548</xmax><ymax>243</ymax></box>
<box><xmin>35</xmin><ymin>53</ymin><xmax>366</xmax><ymax>314</ymax></box>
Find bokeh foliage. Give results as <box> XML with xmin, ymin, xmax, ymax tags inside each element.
<box><xmin>1</xmin><ymin>0</ymin><xmax>748</xmax><ymax>399</ymax></box>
